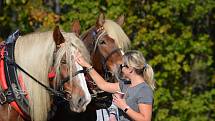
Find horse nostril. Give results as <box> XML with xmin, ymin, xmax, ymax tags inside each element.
<box><xmin>78</xmin><ymin>97</ymin><xmax>87</xmax><ymax>107</ymax></box>
<box><xmin>78</xmin><ymin>97</ymin><xmax>82</xmax><ymax>104</ymax></box>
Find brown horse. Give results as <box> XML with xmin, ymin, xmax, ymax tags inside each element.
<box><xmin>50</xmin><ymin>13</ymin><xmax>130</xmax><ymax>121</ymax></box>
<box><xmin>81</xmin><ymin>13</ymin><xmax>130</xmax><ymax>109</ymax></box>
<box><xmin>0</xmin><ymin>24</ymin><xmax>91</xmax><ymax>121</ymax></box>
<box><xmin>81</xmin><ymin>13</ymin><xmax>130</xmax><ymax>82</ymax></box>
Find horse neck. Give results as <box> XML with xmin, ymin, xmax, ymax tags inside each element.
<box><xmin>91</xmin><ymin>51</ymin><xmax>104</xmax><ymax>73</ymax></box>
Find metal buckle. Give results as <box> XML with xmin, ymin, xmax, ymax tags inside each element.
<box><xmin>0</xmin><ymin>91</ymin><xmax>7</xmax><ymax>105</ymax></box>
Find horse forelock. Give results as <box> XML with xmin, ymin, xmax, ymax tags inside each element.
<box><xmin>93</xmin><ymin>30</ymin><xmax>107</xmax><ymax>53</ymax></box>
<box><xmin>103</xmin><ymin>20</ymin><xmax>130</xmax><ymax>51</ymax></box>
<box><xmin>54</xmin><ymin>32</ymin><xmax>90</xmax><ymax>88</ymax></box>
<box><xmin>63</xmin><ymin>32</ymin><xmax>91</xmax><ymax>63</ymax></box>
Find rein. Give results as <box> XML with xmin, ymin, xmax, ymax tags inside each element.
<box><xmin>58</xmin><ymin>69</ymin><xmax>86</xmax><ymax>91</ymax></box>
<box><xmin>9</xmin><ymin>58</ymin><xmax>65</xmax><ymax>98</ymax></box>
<box><xmin>3</xmin><ymin>44</ymin><xmax>66</xmax><ymax>100</ymax></box>
<box><xmin>10</xmin><ymin>50</ymin><xmax>87</xmax><ymax>101</ymax></box>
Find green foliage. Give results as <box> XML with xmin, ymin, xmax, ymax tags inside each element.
<box><xmin>127</xmin><ymin>0</ymin><xmax>214</xmax><ymax>120</ymax></box>
<box><xmin>0</xmin><ymin>0</ymin><xmax>214</xmax><ymax>120</ymax></box>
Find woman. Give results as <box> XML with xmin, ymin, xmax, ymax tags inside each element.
<box><xmin>76</xmin><ymin>50</ymin><xmax>155</xmax><ymax>121</ymax></box>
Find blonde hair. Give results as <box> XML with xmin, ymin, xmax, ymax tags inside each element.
<box><xmin>123</xmin><ymin>50</ymin><xmax>155</xmax><ymax>90</ymax></box>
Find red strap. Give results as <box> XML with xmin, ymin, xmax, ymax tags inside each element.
<box><xmin>0</xmin><ymin>47</ymin><xmax>8</xmax><ymax>90</ymax></box>
<box><xmin>10</xmin><ymin>101</ymin><xmax>25</xmax><ymax>117</ymax></box>
<box><xmin>0</xmin><ymin>47</ymin><xmax>26</xmax><ymax>118</ymax></box>
<box><xmin>48</xmin><ymin>67</ymin><xmax>56</xmax><ymax>79</ymax></box>
<box><xmin>18</xmin><ymin>73</ymin><xmax>29</xmax><ymax>99</ymax></box>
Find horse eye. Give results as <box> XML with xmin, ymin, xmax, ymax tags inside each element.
<box><xmin>61</xmin><ymin>60</ymin><xmax>67</xmax><ymax>64</ymax></box>
<box><xmin>99</xmin><ymin>40</ymin><xmax>106</xmax><ymax>44</ymax></box>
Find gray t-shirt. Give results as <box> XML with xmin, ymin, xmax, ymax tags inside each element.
<box><xmin>118</xmin><ymin>80</ymin><xmax>153</xmax><ymax>121</ymax></box>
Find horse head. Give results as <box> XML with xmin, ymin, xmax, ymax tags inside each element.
<box><xmin>52</xmin><ymin>25</ymin><xmax>91</xmax><ymax>112</ymax></box>
<box><xmin>81</xmin><ymin>13</ymin><xmax>130</xmax><ymax>82</ymax></box>
<box><xmin>80</xmin><ymin>13</ymin><xmax>130</xmax><ymax>109</ymax></box>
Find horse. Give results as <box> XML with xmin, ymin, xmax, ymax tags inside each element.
<box><xmin>81</xmin><ymin>13</ymin><xmax>130</xmax><ymax>82</ymax></box>
<box><xmin>81</xmin><ymin>13</ymin><xmax>131</xmax><ymax>121</ymax></box>
<box><xmin>51</xmin><ymin>13</ymin><xmax>130</xmax><ymax>121</ymax></box>
<box><xmin>0</xmin><ymin>24</ymin><xmax>91</xmax><ymax>121</ymax></box>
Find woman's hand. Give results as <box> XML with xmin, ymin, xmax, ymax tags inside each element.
<box><xmin>112</xmin><ymin>93</ymin><xmax>128</xmax><ymax>110</ymax></box>
<box><xmin>75</xmin><ymin>51</ymin><xmax>91</xmax><ymax>68</ymax></box>
<box><xmin>109</xmin><ymin>114</ymin><xmax>117</xmax><ymax>121</ymax></box>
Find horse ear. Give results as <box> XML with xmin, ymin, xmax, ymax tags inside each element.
<box><xmin>71</xmin><ymin>20</ymin><xmax>81</xmax><ymax>36</ymax></box>
<box><xmin>96</xmin><ymin>13</ymin><xmax>105</xmax><ymax>28</ymax></box>
<box><xmin>53</xmin><ymin>26</ymin><xmax>65</xmax><ymax>45</ymax></box>
<box><xmin>116</xmin><ymin>14</ymin><xmax>125</xmax><ymax>26</ymax></box>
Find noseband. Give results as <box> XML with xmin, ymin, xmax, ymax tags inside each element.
<box><xmin>58</xmin><ymin>70</ymin><xmax>85</xmax><ymax>101</ymax></box>
<box><xmin>58</xmin><ymin>69</ymin><xmax>86</xmax><ymax>96</ymax></box>
<box><xmin>53</xmin><ymin>51</ymin><xmax>87</xmax><ymax>101</ymax></box>
<box><xmin>60</xmin><ymin>69</ymin><xmax>86</xmax><ymax>85</ymax></box>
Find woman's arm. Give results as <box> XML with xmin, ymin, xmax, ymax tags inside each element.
<box><xmin>125</xmin><ymin>104</ymin><xmax>152</xmax><ymax>121</ymax></box>
<box><xmin>113</xmin><ymin>94</ymin><xmax>152</xmax><ymax>121</ymax></box>
<box><xmin>87</xmin><ymin>68</ymin><xmax>120</xmax><ymax>93</ymax></box>
<box><xmin>75</xmin><ymin>51</ymin><xmax>120</xmax><ymax>93</ymax></box>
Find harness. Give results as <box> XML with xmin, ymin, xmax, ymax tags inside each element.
<box><xmin>0</xmin><ymin>30</ymin><xmax>30</xmax><ymax>120</ymax></box>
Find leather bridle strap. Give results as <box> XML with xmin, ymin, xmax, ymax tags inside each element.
<box><xmin>4</xmin><ymin>56</ymin><xmax>65</xmax><ymax>98</ymax></box>
<box><xmin>91</xmin><ymin>28</ymin><xmax>122</xmax><ymax>81</ymax></box>
<box><xmin>60</xmin><ymin>69</ymin><xmax>86</xmax><ymax>85</ymax></box>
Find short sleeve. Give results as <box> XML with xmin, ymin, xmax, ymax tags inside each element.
<box><xmin>137</xmin><ymin>86</ymin><xmax>153</xmax><ymax>104</ymax></box>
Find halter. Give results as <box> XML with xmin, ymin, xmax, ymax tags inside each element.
<box><xmin>56</xmin><ymin>64</ymin><xmax>86</xmax><ymax>101</ymax></box>
<box><xmin>53</xmin><ymin>42</ymin><xmax>88</xmax><ymax>97</ymax></box>
<box><xmin>81</xmin><ymin>27</ymin><xmax>121</xmax><ymax>109</ymax></box>
<box><xmin>92</xmin><ymin>27</ymin><xmax>121</xmax><ymax>81</ymax></box>
<box><xmin>79</xmin><ymin>26</ymin><xmax>122</xmax><ymax>109</ymax></box>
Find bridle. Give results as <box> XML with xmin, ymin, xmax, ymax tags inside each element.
<box><xmin>52</xmin><ymin>44</ymin><xmax>87</xmax><ymax>101</ymax></box>
<box><xmin>56</xmin><ymin>58</ymin><xmax>86</xmax><ymax>101</ymax></box>
<box><xmin>91</xmin><ymin>27</ymin><xmax>121</xmax><ymax>81</ymax></box>
<box><xmin>79</xmin><ymin>26</ymin><xmax>122</xmax><ymax>109</ymax></box>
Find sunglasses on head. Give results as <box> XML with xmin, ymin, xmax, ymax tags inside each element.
<box><xmin>120</xmin><ymin>64</ymin><xmax>128</xmax><ymax>70</ymax></box>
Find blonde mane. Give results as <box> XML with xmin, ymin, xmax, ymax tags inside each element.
<box><xmin>103</xmin><ymin>20</ymin><xmax>130</xmax><ymax>51</ymax></box>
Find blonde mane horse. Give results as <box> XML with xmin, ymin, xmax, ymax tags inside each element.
<box><xmin>0</xmin><ymin>26</ymin><xmax>91</xmax><ymax>121</ymax></box>
<box><xmin>81</xmin><ymin>13</ymin><xmax>130</xmax><ymax>81</ymax></box>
